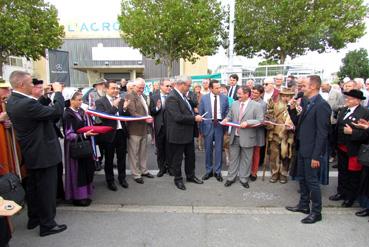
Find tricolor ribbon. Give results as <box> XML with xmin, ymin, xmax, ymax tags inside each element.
<box><xmin>85</xmin><ymin>109</ymin><xmax>152</xmax><ymax>121</ymax></box>
<box><xmin>221</xmin><ymin>121</ymin><xmax>287</xmax><ymax>128</ymax></box>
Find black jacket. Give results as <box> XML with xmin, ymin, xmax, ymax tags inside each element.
<box><xmin>6</xmin><ymin>92</ymin><xmax>64</xmax><ymax>169</ymax></box>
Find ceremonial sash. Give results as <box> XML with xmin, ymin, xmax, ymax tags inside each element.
<box><xmin>85</xmin><ymin>109</ymin><xmax>152</xmax><ymax>121</ymax></box>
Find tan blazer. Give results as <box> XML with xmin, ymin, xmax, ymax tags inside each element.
<box><xmin>126</xmin><ymin>92</ymin><xmax>149</xmax><ymax>136</ymax></box>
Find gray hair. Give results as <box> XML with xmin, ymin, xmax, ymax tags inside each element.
<box><xmin>159</xmin><ymin>78</ymin><xmax>171</xmax><ymax>86</ymax></box>
<box><xmin>174</xmin><ymin>75</ymin><xmax>191</xmax><ymax>85</ymax></box>
<box><xmin>9</xmin><ymin>70</ymin><xmax>31</xmax><ymax>88</ymax></box>
<box><xmin>135</xmin><ymin>77</ymin><xmax>145</xmax><ymax>86</ymax></box>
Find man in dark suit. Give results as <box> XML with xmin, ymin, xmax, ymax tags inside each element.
<box><xmin>227</xmin><ymin>74</ymin><xmax>240</xmax><ymax>101</ymax></box>
<box><xmin>286</xmin><ymin>75</ymin><xmax>331</xmax><ymax>224</ymax></box>
<box><xmin>199</xmin><ymin>80</ymin><xmax>229</xmax><ymax>182</ymax></box>
<box><xmin>329</xmin><ymin>89</ymin><xmax>369</xmax><ymax>207</ymax></box>
<box><xmin>6</xmin><ymin>71</ymin><xmax>67</xmax><ymax>237</ymax></box>
<box><xmin>95</xmin><ymin>81</ymin><xmax>130</xmax><ymax>191</ymax></box>
<box><xmin>165</xmin><ymin>76</ymin><xmax>204</xmax><ymax>190</ymax></box>
<box><xmin>150</xmin><ymin>79</ymin><xmax>172</xmax><ymax>177</ymax></box>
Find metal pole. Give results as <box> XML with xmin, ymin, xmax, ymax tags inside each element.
<box><xmin>228</xmin><ymin>0</ymin><xmax>235</xmax><ymax>76</ymax></box>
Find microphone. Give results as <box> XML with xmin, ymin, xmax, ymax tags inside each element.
<box><xmin>294</xmin><ymin>92</ymin><xmax>304</xmax><ymax>100</ymax></box>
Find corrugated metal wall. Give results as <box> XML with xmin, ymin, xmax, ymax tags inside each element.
<box><xmin>61</xmin><ymin>38</ymin><xmax>179</xmax><ymax>88</ymax></box>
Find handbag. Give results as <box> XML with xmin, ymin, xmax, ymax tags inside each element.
<box><xmin>358</xmin><ymin>144</ymin><xmax>369</xmax><ymax>167</ymax></box>
<box><xmin>69</xmin><ymin>135</ymin><xmax>93</xmax><ymax>159</ymax></box>
<box><xmin>0</xmin><ymin>171</ymin><xmax>25</xmax><ymax>206</ymax></box>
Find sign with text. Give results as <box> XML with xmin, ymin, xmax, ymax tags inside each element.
<box><xmin>49</xmin><ymin>50</ymin><xmax>70</xmax><ymax>86</ymax></box>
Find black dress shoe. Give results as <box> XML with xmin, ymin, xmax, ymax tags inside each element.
<box><xmin>175</xmin><ymin>181</ymin><xmax>186</xmax><ymax>190</ymax></box>
<box><xmin>341</xmin><ymin>199</ymin><xmax>354</xmax><ymax>208</ymax></box>
<box><xmin>142</xmin><ymin>172</ymin><xmax>154</xmax><ymax>178</ymax></box>
<box><xmin>224</xmin><ymin>180</ymin><xmax>235</xmax><ymax>187</ymax></box>
<box><xmin>285</xmin><ymin>206</ymin><xmax>310</xmax><ymax>214</ymax></box>
<box><xmin>332</xmin><ymin>164</ymin><xmax>338</xmax><ymax>169</ymax></box>
<box><xmin>40</xmin><ymin>224</ymin><xmax>67</xmax><ymax>237</ymax></box>
<box><xmin>107</xmin><ymin>182</ymin><xmax>118</xmax><ymax>191</ymax></box>
<box><xmin>215</xmin><ymin>174</ymin><xmax>223</xmax><ymax>182</ymax></box>
<box><xmin>329</xmin><ymin>193</ymin><xmax>344</xmax><ymax>201</ymax></box>
<box><xmin>134</xmin><ymin>178</ymin><xmax>144</xmax><ymax>184</ymax></box>
<box><xmin>157</xmin><ymin>170</ymin><xmax>166</xmax><ymax>177</ymax></box>
<box><xmin>301</xmin><ymin>213</ymin><xmax>322</xmax><ymax>224</ymax></box>
<box><xmin>202</xmin><ymin>173</ymin><xmax>213</xmax><ymax>180</ymax></box>
<box><xmin>186</xmin><ymin>177</ymin><xmax>204</xmax><ymax>184</ymax></box>
<box><xmin>95</xmin><ymin>161</ymin><xmax>103</xmax><ymax>171</ymax></box>
<box><xmin>249</xmin><ymin>175</ymin><xmax>257</xmax><ymax>181</ymax></box>
<box><xmin>73</xmin><ymin>199</ymin><xmax>92</xmax><ymax>207</ymax></box>
<box><xmin>168</xmin><ymin>170</ymin><xmax>174</xmax><ymax>176</ymax></box>
<box><xmin>240</xmin><ymin>181</ymin><xmax>249</xmax><ymax>188</ymax></box>
<box><xmin>119</xmin><ymin>179</ymin><xmax>129</xmax><ymax>188</ymax></box>
<box><xmin>27</xmin><ymin>220</ymin><xmax>39</xmax><ymax>230</ymax></box>
<box><xmin>355</xmin><ymin>209</ymin><xmax>369</xmax><ymax>217</ymax></box>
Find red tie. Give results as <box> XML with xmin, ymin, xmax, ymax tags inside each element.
<box><xmin>236</xmin><ymin>102</ymin><xmax>245</xmax><ymax>135</ymax></box>
<box><xmin>213</xmin><ymin>95</ymin><xmax>218</xmax><ymax>126</ymax></box>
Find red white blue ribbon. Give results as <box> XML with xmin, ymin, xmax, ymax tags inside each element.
<box><xmin>221</xmin><ymin>122</ymin><xmax>262</xmax><ymax>128</ymax></box>
<box><xmin>85</xmin><ymin>109</ymin><xmax>152</xmax><ymax>122</ymax></box>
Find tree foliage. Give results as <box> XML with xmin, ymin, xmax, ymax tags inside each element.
<box><xmin>338</xmin><ymin>48</ymin><xmax>369</xmax><ymax>80</ymax></box>
<box><xmin>234</xmin><ymin>0</ymin><xmax>368</xmax><ymax>64</ymax></box>
<box><xmin>118</xmin><ymin>0</ymin><xmax>225</xmax><ymax>77</ymax></box>
<box><xmin>0</xmin><ymin>0</ymin><xmax>64</xmax><ymax>76</ymax></box>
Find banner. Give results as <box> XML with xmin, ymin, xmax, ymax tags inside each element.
<box><xmin>48</xmin><ymin>50</ymin><xmax>71</xmax><ymax>86</ymax></box>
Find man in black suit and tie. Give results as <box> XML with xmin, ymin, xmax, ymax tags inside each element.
<box><xmin>6</xmin><ymin>71</ymin><xmax>67</xmax><ymax>236</ymax></box>
<box><xmin>227</xmin><ymin>74</ymin><xmax>240</xmax><ymax>101</ymax></box>
<box><xmin>165</xmin><ymin>76</ymin><xmax>204</xmax><ymax>190</ymax></box>
<box><xmin>150</xmin><ymin>79</ymin><xmax>172</xmax><ymax>177</ymax></box>
<box><xmin>286</xmin><ymin>75</ymin><xmax>331</xmax><ymax>224</ymax></box>
<box><xmin>95</xmin><ymin>81</ymin><xmax>130</xmax><ymax>191</ymax></box>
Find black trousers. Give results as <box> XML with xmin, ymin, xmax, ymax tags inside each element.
<box><xmin>170</xmin><ymin>141</ymin><xmax>195</xmax><ymax>182</ymax></box>
<box><xmin>297</xmin><ymin>152</ymin><xmax>322</xmax><ymax>214</ymax></box>
<box><xmin>56</xmin><ymin>162</ymin><xmax>65</xmax><ymax>200</ymax></box>
<box><xmin>337</xmin><ymin>149</ymin><xmax>361</xmax><ymax>200</ymax></box>
<box><xmin>155</xmin><ymin>128</ymin><xmax>169</xmax><ymax>172</ymax></box>
<box><xmin>103</xmin><ymin>130</ymin><xmax>127</xmax><ymax>183</ymax></box>
<box><xmin>26</xmin><ymin>165</ymin><xmax>57</xmax><ymax>232</ymax></box>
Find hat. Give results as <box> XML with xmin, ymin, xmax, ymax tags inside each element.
<box><xmin>279</xmin><ymin>88</ymin><xmax>295</xmax><ymax>96</ymax></box>
<box><xmin>0</xmin><ymin>79</ymin><xmax>11</xmax><ymax>88</ymax></box>
<box><xmin>32</xmin><ymin>78</ymin><xmax>44</xmax><ymax>85</ymax></box>
<box><xmin>92</xmin><ymin>78</ymin><xmax>106</xmax><ymax>87</ymax></box>
<box><xmin>343</xmin><ymin>89</ymin><xmax>366</xmax><ymax>100</ymax></box>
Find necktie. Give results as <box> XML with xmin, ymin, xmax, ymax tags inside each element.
<box><xmin>343</xmin><ymin>108</ymin><xmax>351</xmax><ymax>120</ymax></box>
<box><xmin>229</xmin><ymin>86</ymin><xmax>233</xmax><ymax>97</ymax></box>
<box><xmin>162</xmin><ymin>95</ymin><xmax>167</xmax><ymax>108</ymax></box>
<box><xmin>213</xmin><ymin>95</ymin><xmax>218</xmax><ymax>126</ymax></box>
<box><xmin>236</xmin><ymin>102</ymin><xmax>245</xmax><ymax>135</ymax></box>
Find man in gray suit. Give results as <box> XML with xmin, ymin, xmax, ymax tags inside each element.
<box><xmin>221</xmin><ymin>86</ymin><xmax>264</xmax><ymax>188</ymax></box>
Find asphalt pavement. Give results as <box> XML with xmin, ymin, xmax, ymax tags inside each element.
<box><xmin>9</xmin><ymin>141</ymin><xmax>369</xmax><ymax>247</ymax></box>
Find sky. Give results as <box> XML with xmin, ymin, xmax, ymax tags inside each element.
<box><xmin>47</xmin><ymin>0</ymin><xmax>369</xmax><ymax>78</ymax></box>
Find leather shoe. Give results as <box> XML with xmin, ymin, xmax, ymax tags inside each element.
<box><xmin>355</xmin><ymin>209</ymin><xmax>369</xmax><ymax>217</ymax></box>
<box><xmin>134</xmin><ymin>178</ymin><xmax>144</xmax><ymax>184</ymax></box>
<box><xmin>329</xmin><ymin>193</ymin><xmax>344</xmax><ymax>201</ymax></box>
<box><xmin>40</xmin><ymin>224</ymin><xmax>67</xmax><ymax>237</ymax></box>
<box><xmin>215</xmin><ymin>174</ymin><xmax>223</xmax><ymax>182</ymax></box>
<box><xmin>157</xmin><ymin>170</ymin><xmax>166</xmax><ymax>177</ymax></box>
<box><xmin>119</xmin><ymin>179</ymin><xmax>129</xmax><ymax>188</ymax></box>
<box><xmin>186</xmin><ymin>177</ymin><xmax>204</xmax><ymax>184</ymax></box>
<box><xmin>107</xmin><ymin>182</ymin><xmax>117</xmax><ymax>191</ymax></box>
<box><xmin>73</xmin><ymin>199</ymin><xmax>91</xmax><ymax>207</ymax></box>
<box><xmin>285</xmin><ymin>206</ymin><xmax>310</xmax><ymax>214</ymax></box>
<box><xmin>240</xmin><ymin>181</ymin><xmax>249</xmax><ymax>188</ymax></box>
<box><xmin>202</xmin><ymin>173</ymin><xmax>213</xmax><ymax>180</ymax></box>
<box><xmin>27</xmin><ymin>220</ymin><xmax>39</xmax><ymax>230</ymax></box>
<box><xmin>249</xmin><ymin>175</ymin><xmax>257</xmax><ymax>181</ymax></box>
<box><xmin>175</xmin><ymin>181</ymin><xmax>186</xmax><ymax>190</ymax></box>
<box><xmin>301</xmin><ymin>213</ymin><xmax>322</xmax><ymax>224</ymax></box>
<box><xmin>341</xmin><ymin>199</ymin><xmax>354</xmax><ymax>208</ymax></box>
<box><xmin>224</xmin><ymin>180</ymin><xmax>235</xmax><ymax>187</ymax></box>
<box><xmin>142</xmin><ymin>172</ymin><xmax>154</xmax><ymax>178</ymax></box>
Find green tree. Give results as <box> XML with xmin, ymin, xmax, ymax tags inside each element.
<box><xmin>118</xmin><ymin>0</ymin><xmax>225</xmax><ymax>77</ymax></box>
<box><xmin>338</xmin><ymin>48</ymin><xmax>369</xmax><ymax>80</ymax></box>
<box><xmin>0</xmin><ymin>0</ymin><xmax>64</xmax><ymax>76</ymax></box>
<box><xmin>234</xmin><ymin>0</ymin><xmax>368</xmax><ymax>64</ymax></box>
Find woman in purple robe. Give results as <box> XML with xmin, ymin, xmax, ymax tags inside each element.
<box><xmin>63</xmin><ymin>91</ymin><xmax>97</xmax><ymax>206</ymax></box>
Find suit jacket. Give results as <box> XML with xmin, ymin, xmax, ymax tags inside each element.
<box><xmin>288</xmin><ymin>94</ymin><xmax>331</xmax><ymax>160</ymax></box>
<box><xmin>150</xmin><ymin>92</ymin><xmax>166</xmax><ymax>135</ymax></box>
<box><xmin>254</xmin><ymin>99</ymin><xmax>267</xmax><ymax>146</ymax></box>
<box><xmin>227</xmin><ymin>85</ymin><xmax>239</xmax><ymax>101</ymax></box>
<box><xmin>6</xmin><ymin>92</ymin><xmax>64</xmax><ymax>169</ymax></box>
<box><xmin>198</xmin><ymin>93</ymin><xmax>229</xmax><ymax>136</ymax></box>
<box><xmin>227</xmin><ymin>100</ymin><xmax>264</xmax><ymax>148</ymax></box>
<box><xmin>38</xmin><ymin>95</ymin><xmax>64</xmax><ymax>138</ymax></box>
<box><xmin>95</xmin><ymin>96</ymin><xmax>128</xmax><ymax>143</ymax></box>
<box><xmin>335</xmin><ymin>105</ymin><xmax>369</xmax><ymax>157</ymax></box>
<box><xmin>165</xmin><ymin>89</ymin><xmax>196</xmax><ymax>144</ymax></box>
<box><xmin>326</xmin><ymin>89</ymin><xmax>344</xmax><ymax>124</ymax></box>
<box><xmin>125</xmin><ymin>92</ymin><xmax>150</xmax><ymax>136</ymax></box>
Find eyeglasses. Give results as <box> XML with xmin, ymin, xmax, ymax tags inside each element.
<box><xmin>164</xmin><ymin>85</ymin><xmax>171</xmax><ymax>87</ymax></box>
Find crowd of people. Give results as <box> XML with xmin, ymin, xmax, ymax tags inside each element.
<box><xmin>1</xmin><ymin>70</ymin><xmax>369</xmax><ymax>244</ymax></box>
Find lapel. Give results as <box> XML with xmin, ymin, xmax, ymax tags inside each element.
<box><xmin>173</xmin><ymin>89</ymin><xmax>192</xmax><ymax>114</ymax></box>
<box><xmin>102</xmin><ymin>96</ymin><xmax>112</xmax><ymax>110</ymax></box>
<box><xmin>239</xmin><ymin>100</ymin><xmax>251</xmax><ymax>120</ymax></box>
<box><xmin>299</xmin><ymin>95</ymin><xmax>320</xmax><ymax>123</ymax></box>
